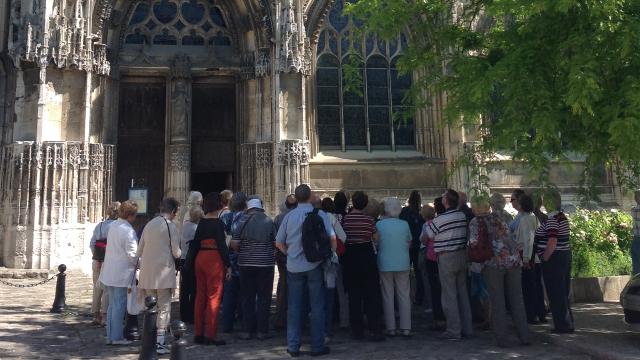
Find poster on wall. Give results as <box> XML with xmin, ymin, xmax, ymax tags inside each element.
<box><xmin>128</xmin><ymin>187</ymin><xmax>148</xmax><ymax>214</ymax></box>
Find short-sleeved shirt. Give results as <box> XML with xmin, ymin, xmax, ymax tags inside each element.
<box><xmin>424</xmin><ymin>209</ymin><xmax>468</xmax><ymax>254</ymax></box>
<box><xmin>276</xmin><ymin>203</ymin><xmax>336</xmax><ymax>273</ymax></box>
<box><xmin>376</xmin><ymin>218</ymin><xmax>412</xmax><ymax>271</ymax></box>
<box><xmin>342</xmin><ymin>212</ymin><xmax>377</xmax><ymax>244</ymax></box>
<box><xmin>535</xmin><ymin>211</ymin><xmax>570</xmax><ymax>256</ymax></box>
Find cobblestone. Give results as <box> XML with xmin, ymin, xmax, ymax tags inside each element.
<box><xmin>0</xmin><ymin>272</ymin><xmax>593</xmax><ymax>359</ymax></box>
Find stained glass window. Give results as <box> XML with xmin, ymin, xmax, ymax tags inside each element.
<box><xmin>123</xmin><ymin>0</ymin><xmax>232</xmax><ymax>47</ymax></box>
<box><xmin>315</xmin><ymin>0</ymin><xmax>414</xmax><ymax>151</ymax></box>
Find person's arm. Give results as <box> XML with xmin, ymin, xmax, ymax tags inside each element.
<box><xmin>126</xmin><ymin>228</ymin><xmax>138</xmax><ymax>265</ymax></box>
<box><xmin>89</xmin><ymin>224</ymin><xmax>99</xmax><ymax>254</ymax></box>
<box><xmin>321</xmin><ymin>211</ymin><xmax>338</xmax><ymax>248</ymax></box>
<box><xmin>215</xmin><ymin>222</ymin><xmax>231</xmax><ymax>268</ymax></box>
<box><xmin>170</xmin><ymin>222</ymin><xmax>181</xmax><ymax>259</ymax></box>
<box><xmin>542</xmin><ymin>217</ymin><xmax>558</xmax><ymax>261</ymax></box>
<box><xmin>333</xmin><ymin>218</ymin><xmax>347</xmax><ymax>247</ymax></box>
<box><xmin>275</xmin><ymin>216</ymin><xmax>288</xmax><ymax>255</ymax></box>
<box><xmin>371</xmin><ymin>219</ymin><xmax>380</xmax><ymax>243</ymax></box>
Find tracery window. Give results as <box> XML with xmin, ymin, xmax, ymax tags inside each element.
<box><xmin>316</xmin><ymin>0</ymin><xmax>414</xmax><ymax>151</ymax></box>
<box><xmin>123</xmin><ymin>0</ymin><xmax>232</xmax><ymax>48</ymax></box>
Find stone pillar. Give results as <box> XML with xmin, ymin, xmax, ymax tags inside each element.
<box><xmin>165</xmin><ymin>54</ymin><xmax>191</xmax><ymax>204</ymax></box>
<box><xmin>0</xmin><ymin>141</ymin><xmax>115</xmax><ymax>269</ymax></box>
<box><xmin>272</xmin><ymin>0</ymin><xmax>312</xmax><ymax>205</ymax></box>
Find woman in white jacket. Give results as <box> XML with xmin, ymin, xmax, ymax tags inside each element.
<box><xmin>98</xmin><ymin>200</ymin><xmax>139</xmax><ymax>345</ymax></box>
<box><xmin>513</xmin><ymin>193</ymin><xmax>546</xmax><ymax>324</ymax></box>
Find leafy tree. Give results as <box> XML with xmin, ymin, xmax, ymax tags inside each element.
<box><xmin>344</xmin><ymin>0</ymin><xmax>640</xmax><ymax>200</ymax></box>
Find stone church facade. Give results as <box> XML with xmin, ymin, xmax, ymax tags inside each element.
<box><xmin>0</xmin><ymin>0</ymin><xmax>623</xmax><ymax>271</ymax></box>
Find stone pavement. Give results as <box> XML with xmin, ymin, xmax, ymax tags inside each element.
<box><xmin>0</xmin><ymin>272</ymin><xmax>599</xmax><ymax>360</ymax></box>
<box><xmin>531</xmin><ymin>303</ymin><xmax>640</xmax><ymax>360</ymax></box>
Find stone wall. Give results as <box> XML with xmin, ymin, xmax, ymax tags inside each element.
<box><xmin>310</xmin><ymin>152</ymin><xmax>447</xmax><ymax>202</ymax></box>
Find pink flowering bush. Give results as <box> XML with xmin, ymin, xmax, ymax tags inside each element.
<box><xmin>569</xmin><ymin>209</ymin><xmax>632</xmax><ymax>278</ymax></box>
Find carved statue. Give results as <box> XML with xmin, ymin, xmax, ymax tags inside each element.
<box><xmin>172</xmin><ymin>79</ymin><xmax>190</xmax><ymax>140</ymax></box>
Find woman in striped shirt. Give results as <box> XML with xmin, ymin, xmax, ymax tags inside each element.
<box><xmin>341</xmin><ymin>191</ymin><xmax>384</xmax><ymax>341</ymax></box>
<box><xmin>534</xmin><ymin>190</ymin><xmax>574</xmax><ymax>333</ymax></box>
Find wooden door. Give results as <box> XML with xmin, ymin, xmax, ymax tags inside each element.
<box><xmin>116</xmin><ymin>81</ymin><xmax>166</xmax><ymax>214</ymax></box>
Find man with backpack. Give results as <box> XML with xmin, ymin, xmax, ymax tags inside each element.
<box><xmin>275</xmin><ymin>184</ymin><xmax>336</xmax><ymax>357</ymax></box>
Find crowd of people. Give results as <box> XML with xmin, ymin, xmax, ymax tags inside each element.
<box><xmin>88</xmin><ymin>184</ymin><xmax>575</xmax><ymax>356</ymax></box>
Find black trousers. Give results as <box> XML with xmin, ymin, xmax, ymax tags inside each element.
<box><xmin>522</xmin><ymin>262</ymin><xmax>546</xmax><ymax>322</ymax></box>
<box><xmin>239</xmin><ymin>266</ymin><xmax>275</xmax><ymax>334</ymax></box>
<box><xmin>410</xmin><ymin>246</ymin><xmax>425</xmax><ymax>304</ymax></box>
<box><xmin>542</xmin><ymin>251</ymin><xmax>574</xmax><ymax>332</ymax></box>
<box><xmin>179</xmin><ymin>271</ymin><xmax>195</xmax><ymax>324</ymax></box>
<box><xmin>342</xmin><ymin>243</ymin><xmax>383</xmax><ymax>336</ymax></box>
<box><xmin>425</xmin><ymin>259</ymin><xmax>445</xmax><ymax>321</ymax></box>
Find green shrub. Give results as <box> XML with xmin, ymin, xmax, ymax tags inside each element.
<box><xmin>568</xmin><ymin>209</ymin><xmax>633</xmax><ymax>278</ymax></box>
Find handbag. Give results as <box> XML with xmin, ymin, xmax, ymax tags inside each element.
<box><xmin>127</xmin><ymin>261</ymin><xmax>145</xmax><ymax>315</ymax></box>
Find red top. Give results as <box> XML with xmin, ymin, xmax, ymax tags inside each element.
<box><xmin>342</xmin><ymin>212</ymin><xmax>377</xmax><ymax>244</ymax></box>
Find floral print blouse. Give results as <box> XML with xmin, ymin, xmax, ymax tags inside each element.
<box><xmin>469</xmin><ymin>213</ymin><xmax>523</xmax><ymax>269</ymax></box>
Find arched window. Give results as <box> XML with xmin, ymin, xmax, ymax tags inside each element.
<box><xmin>123</xmin><ymin>0</ymin><xmax>232</xmax><ymax>48</ymax></box>
<box><xmin>315</xmin><ymin>0</ymin><xmax>414</xmax><ymax>151</ymax></box>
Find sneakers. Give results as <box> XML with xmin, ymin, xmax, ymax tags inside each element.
<box><xmin>156</xmin><ymin>343</ymin><xmax>170</xmax><ymax>354</ymax></box>
<box><xmin>286</xmin><ymin>349</ymin><xmax>301</xmax><ymax>357</ymax></box>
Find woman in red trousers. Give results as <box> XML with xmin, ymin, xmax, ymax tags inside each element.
<box><xmin>183</xmin><ymin>192</ymin><xmax>231</xmax><ymax>345</ymax></box>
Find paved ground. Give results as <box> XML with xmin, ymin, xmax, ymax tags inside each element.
<box><xmin>0</xmin><ymin>271</ymin><xmax>626</xmax><ymax>360</ymax></box>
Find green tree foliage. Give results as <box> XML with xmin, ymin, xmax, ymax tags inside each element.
<box><xmin>345</xmin><ymin>0</ymin><xmax>640</xmax><ymax>194</ymax></box>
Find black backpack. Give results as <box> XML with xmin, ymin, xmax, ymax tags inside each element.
<box><xmin>302</xmin><ymin>208</ymin><xmax>332</xmax><ymax>262</ymax></box>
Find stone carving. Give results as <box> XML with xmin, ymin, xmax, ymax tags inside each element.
<box><xmin>305</xmin><ymin>0</ymin><xmax>336</xmax><ymax>42</ymax></box>
<box><xmin>169</xmin><ymin>145</ymin><xmax>190</xmax><ymax>171</ymax></box>
<box><xmin>278</xmin><ymin>0</ymin><xmax>312</xmax><ymax>75</ymax></box>
<box><xmin>277</xmin><ymin>140</ymin><xmax>310</xmax><ymax>165</ymax></box>
<box><xmin>8</xmin><ymin>0</ymin><xmax>111</xmax><ymax>75</ymax></box>
<box><xmin>170</xmin><ymin>54</ymin><xmax>191</xmax><ymax>141</ymax></box>
<box><xmin>255</xmin><ymin>48</ymin><xmax>270</xmax><ymax>77</ymax></box>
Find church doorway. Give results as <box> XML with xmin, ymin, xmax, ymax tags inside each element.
<box><xmin>115</xmin><ymin>78</ymin><xmax>166</xmax><ymax>214</ymax></box>
<box><xmin>190</xmin><ymin>81</ymin><xmax>236</xmax><ymax>195</ymax></box>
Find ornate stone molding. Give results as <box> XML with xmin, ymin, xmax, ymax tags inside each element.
<box><xmin>277</xmin><ymin>139</ymin><xmax>310</xmax><ymax>165</ymax></box>
<box><xmin>168</xmin><ymin>144</ymin><xmax>190</xmax><ymax>171</ymax></box>
<box><xmin>278</xmin><ymin>0</ymin><xmax>312</xmax><ymax>75</ymax></box>
<box><xmin>305</xmin><ymin>0</ymin><xmax>335</xmax><ymax>43</ymax></box>
<box><xmin>8</xmin><ymin>0</ymin><xmax>112</xmax><ymax>76</ymax></box>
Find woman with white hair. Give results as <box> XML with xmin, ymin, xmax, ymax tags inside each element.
<box><xmin>177</xmin><ymin>191</ymin><xmax>203</xmax><ymax>233</ymax></box>
<box><xmin>375</xmin><ymin>197</ymin><xmax>413</xmax><ymax>337</ymax></box>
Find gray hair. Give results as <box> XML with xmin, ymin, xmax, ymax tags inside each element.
<box><xmin>382</xmin><ymin>197</ymin><xmax>402</xmax><ymax>218</ymax></box>
<box><xmin>187</xmin><ymin>191</ymin><xmax>203</xmax><ymax>206</ymax></box>
<box><xmin>189</xmin><ymin>206</ymin><xmax>204</xmax><ymax>223</ymax></box>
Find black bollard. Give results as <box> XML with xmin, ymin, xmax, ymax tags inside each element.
<box><xmin>124</xmin><ymin>313</ymin><xmax>141</xmax><ymax>341</ymax></box>
<box><xmin>139</xmin><ymin>296</ymin><xmax>158</xmax><ymax>360</ymax></box>
<box><xmin>170</xmin><ymin>320</ymin><xmax>187</xmax><ymax>360</ymax></box>
<box><xmin>50</xmin><ymin>264</ymin><xmax>67</xmax><ymax>313</ymax></box>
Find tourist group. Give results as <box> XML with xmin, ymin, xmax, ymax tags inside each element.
<box><xmin>88</xmin><ymin>184</ymin><xmax>574</xmax><ymax>356</ymax></box>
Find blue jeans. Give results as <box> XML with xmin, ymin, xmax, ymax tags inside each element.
<box><xmin>632</xmin><ymin>237</ymin><xmax>640</xmax><ymax>275</ymax></box>
<box><xmin>324</xmin><ymin>287</ymin><xmax>336</xmax><ymax>337</ymax></box>
<box><xmin>105</xmin><ymin>286</ymin><xmax>127</xmax><ymax>342</ymax></box>
<box><xmin>287</xmin><ymin>266</ymin><xmax>326</xmax><ymax>353</ymax></box>
<box><xmin>221</xmin><ymin>275</ymin><xmax>240</xmax><ymax>332</ymax></box>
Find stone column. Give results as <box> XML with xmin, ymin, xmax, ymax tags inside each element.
<box><xmin>272</xmin><ymin>0</ymin><xmax>312</xmax><ymax>205</ymax></box>
<box><xmin>165</xmin><ymin>54</ymin><xmax>191</xmax><ymax>204</ymax></box>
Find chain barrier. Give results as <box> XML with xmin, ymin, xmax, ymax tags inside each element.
<box><xmin>0</xmin><ymin>274</ymin><xmax>59</xmax><ymax>288</ymax></box>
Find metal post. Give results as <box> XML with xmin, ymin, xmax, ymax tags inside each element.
<box><xmin>139</xmin><ymin>296</ymin><xmax>158</xmax><ymax>360</ymax></box>
<box><xmin>50</xmin><ymin>264</ymin><xmax>66</xmax><ymax>313</ymax></box>
<box><xmin>170</xmin><ymin>320</ymin><xmax>187</xmax><ymax>360</ymax></box>
<box><xmin>124</xmin><ymin>313</ymin><xmax>141</xmax><ymax>341</ymax></box>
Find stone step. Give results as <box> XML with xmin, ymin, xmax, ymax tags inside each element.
<box><xmin>0</xmin><ymin>267</ymin><xmax>55</xmax><ymax>279</ymax></box>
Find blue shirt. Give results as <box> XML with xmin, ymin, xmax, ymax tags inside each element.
<box><xmin>376</xmin><ymin>218</ymin><xmax>412</xmax><ymax>272</ymax></box>
<box><xmin>276</xmin><ymin>203</ymin><xmax>336</xmax><ymax>273</ymax></box>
